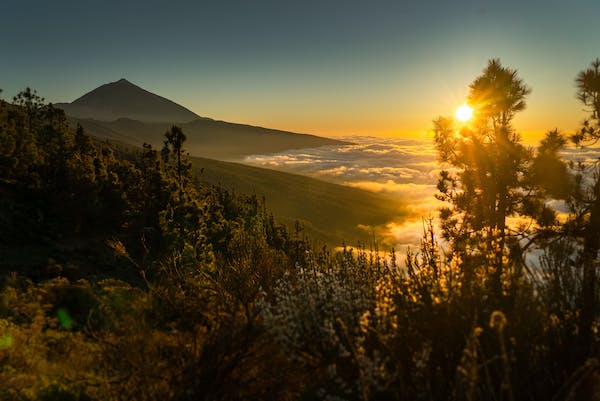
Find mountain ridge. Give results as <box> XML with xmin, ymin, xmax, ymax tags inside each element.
<box><xmin>55</xmin><ymin>78</ymin><xmax>201</xmax><ymax>123</ymax></box>
<box><xmin>57</xmin><ymin>79</ymin><xmax>349</xmax><ymax>160</ymax></box>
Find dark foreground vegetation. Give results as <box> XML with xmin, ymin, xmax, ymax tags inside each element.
<box><xmin>1</xmin><ymin>59</ymin><xmax>600</xmax><ymax>401</ymax></box>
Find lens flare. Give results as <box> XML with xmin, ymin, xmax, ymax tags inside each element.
<box><xmin>57</xmin><ymin>308</ymin><xmax>74</xmax><ymax>330</ymax></box>
<box><xmin>456</xmin><ymin>104</ymin><xmax>473</xmax><ymax>122</ymax></box>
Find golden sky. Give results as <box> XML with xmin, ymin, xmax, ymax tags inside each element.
<box><xmin>2</xmin><ymin>1</ymin><xmax>598</xmax><ymax>141</ymax></box>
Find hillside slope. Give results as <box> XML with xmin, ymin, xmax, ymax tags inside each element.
<box><xmin>190</xmin><ymin>156</ymin><xmax>406</xmax><ymax>246</ymax></box>
<box><xmin>100</xmin><ymin>136</ymin><xmax>406</xmax><ymax>247</ymax></box>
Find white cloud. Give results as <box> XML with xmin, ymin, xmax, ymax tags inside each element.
<box><xmin>243</xmin><ymin>136</ymin><xmax>446</xmax><ymax>252</ymax></box>
<box><xmin>243</xmin><ymin>136</ymin><xmax>438</xmax><ymax>188</ymax></box>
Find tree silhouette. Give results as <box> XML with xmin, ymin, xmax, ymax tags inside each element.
<box><xmin>162</xmin><ymin>125</ymin><xmax>190</xmax><ymax>193</ymax></box>
<box><xmin>434</xmin><ymin>59</ymin><xmax>534</xmax><ymax>298</ymax></box>
<box><xmin>575</xmin><ymin>58</ymin><xmax>600</xmax><ymax>124</ymax></box>
<box><xmin>159</xmin><ymin>126</ymin><xmax>205</xmax><ymax>255</ymax></box>
<box><xmin>12</xmin><ymin>87</ymin><xmax>46</xmax><ymax>132</ymax></box>
<box><xmin>569</xmin><ymin>58</ymin><xmax>600</xmax><ymax>356</ymax></box>
<box><xmin>468</xmin><ymin>59</ymin><xmax>531</xmax><ymax>129</ymax></box>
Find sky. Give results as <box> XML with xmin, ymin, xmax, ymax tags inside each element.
<box><xmin>2</xmin><ymin>0</ymin><xmax>600</xmax><ymax>138</ymax></box>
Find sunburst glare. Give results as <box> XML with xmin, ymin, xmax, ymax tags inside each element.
<box><xmin>455</xmin><ymin>104</ymin><xmax>473</xmax><ymax>122</ymax></box>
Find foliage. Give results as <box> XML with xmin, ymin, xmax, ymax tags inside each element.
<box><xmin>2</xmin><ymin>57</ymin><xmax>600</xmax><ymax>400</ymax></box>
<box><xmin>433</xmin><ymin>60</ymin><xmax>539</xmax><ymax>302</ymax></box>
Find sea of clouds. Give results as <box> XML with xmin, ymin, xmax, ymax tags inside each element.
<box><xmin>243</xmin><ymin>136</ymin><xmax>443</xmax><ymax>251</ymax></box>
<box><xmin>244</xmin><ymin>135</ymin><xmax>600</xmax><ymax>255</ymax></box>
<box><xmin>243</xmin><ymin>135</ymin><xmax>600</xmax><ymax>267</ymax></box>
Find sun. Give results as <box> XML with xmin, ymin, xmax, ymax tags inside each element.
<box><xmin>455</xmin><ymin>104</ymin><xmax>473</xmax><ymax>122</ymax></box>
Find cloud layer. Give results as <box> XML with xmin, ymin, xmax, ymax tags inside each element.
<box><xmin>244</xmin><ymin>136</ymin><xmax>600</xmax><ymax>259</ymax></box>
<box><xmin>244</xmin><ymin>136</ymin><xmax>441</xmax><ymax>250</ymax></box>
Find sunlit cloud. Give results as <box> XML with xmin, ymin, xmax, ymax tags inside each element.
<box><xmin>244</xmin><ymin>136</ymin><xmax>437</xmax><ymax>186</ymax></box>
<box><xmin>243</xmin><ymin>134</ymin><xmax>600</xmax><ymax>263</ymax></box>
<box><xmin>386</xmin><ymin>219</ymin><xmax>434</xmax><ymax>251</ymax></box>
<box><xmin>243</xmin><ymin>136</ymin><xmax>600</xmax><ymax>254</ymax></box>
<box><xmin>345</xmin><ymin>181</ymin><xmax>438</xmax><ymax>204</ymax></box>
<box><xmin>243</xmin><ymin>136</ymin><xmax>444</xmax><ymax>251</ymax></box>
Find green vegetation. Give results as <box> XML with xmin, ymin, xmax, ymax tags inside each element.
<box><xmin>190</xmin><ymin>156</ymin><xmax>405</xmax><ymax>246</ymax></box>
<box><xmin>1</xmin><ymin>59</ymin><xmax>600</xmax><ymax>400</ymax></box>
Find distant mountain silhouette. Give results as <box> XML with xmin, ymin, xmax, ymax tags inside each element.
<box><xmin>68</xmin><ymin>116</ymin><xmax>348</xmax><ymax>160</ymax></box>
<box><xmin>55</xmin><ymin>79</ymin><xmax>201</xmax><ymax>123</ymax></box>
<box><xmin>58</xmin><ymin>79</ymin><xmax>349</xmax><ymax>159</ymax></box>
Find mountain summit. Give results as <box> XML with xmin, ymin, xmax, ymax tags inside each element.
<box><xmin>57</xmin><ymin>79</ymin><xmax>350</xmax><ymax>159</ymax></box>
<box><xmin>55</xmin><ymin>79</ymin><xmax>201</xmax><ymax>123</ymax></box>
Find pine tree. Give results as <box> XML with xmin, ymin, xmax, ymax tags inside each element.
<box><xmin>434</xmin><ymin>59</ymin><xmax>533</xmax><ymax>298</ymax></box>
<box><xmin>569</xmin><ymin>58</ymin><xmax>600</xmax><ymax>356</ymax></box>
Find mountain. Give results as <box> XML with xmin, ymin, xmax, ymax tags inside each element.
<box><xmin>55</xmin><ymin>79</ymin><xmax>201</xmax><ymax>123</ymax></box>
<box><xmin>57</xmin><ymin>79</ymin><xmax>349</xmax><ymax>159</ymax></box>
<box><xmin>70</xmin><ymin>116</ymin><xmax>347</xmax><ymax>160</ymax></box>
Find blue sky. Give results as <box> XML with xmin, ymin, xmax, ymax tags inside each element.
<box><xmin>2</xmin><ymin>0</ymin><xmax>599</xmax><ymax>137</ymax></box>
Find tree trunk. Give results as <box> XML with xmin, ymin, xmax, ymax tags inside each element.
<box><xmin>580</xmin><ymin>177</ymin><xmax>600</xmax><ymax>357</ymax></box>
